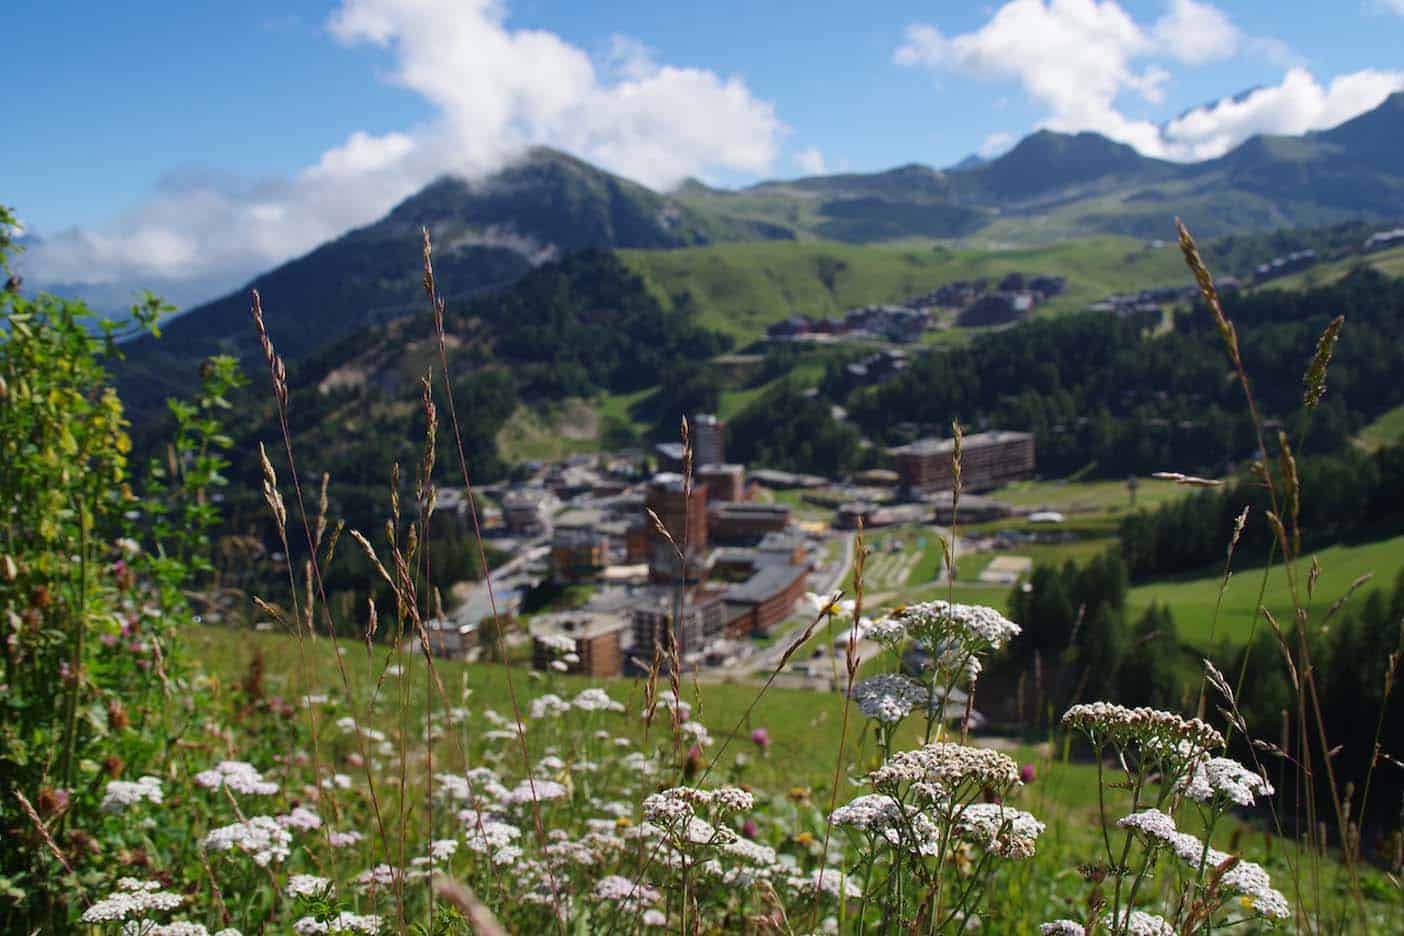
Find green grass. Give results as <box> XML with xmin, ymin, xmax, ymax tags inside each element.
<box><xmin>619</xmin><ymin>237</ymin><xmax>1194</xmax><ymax>344</ymax></box>
<box><xmin>1127</xmin><ymin>533</ymin><xmax>1404</xmax><ymax>648</ymax></box>
<box><xmin>1250</xmin><ymin>244</ymin><xmax>1404</xmax><ymax>293</ymax></box>
<box><xmin>183</xmin><ymin>623</ymin><xmax>1025</xmax><ymax>806</ymax></box>
<box><xmin>181</xmin><ymin>620</ymin><xmax>1395</xmax><ymax>925</ymax></box>
<box><xmin>495</xmin><ymin>399</ymin><xmax>605</xmax><ymax>463</ymax></box>
<box><xmin>1356</xmin><ymin>403</ymin><xmax>1404</xmax><ymax>451</ymax></box>
<box><xmin>991</xmin><ymin>476</ymin><xmax>1197</xmax><ymax>515</ymax></box>
<box><xmin>717</xmin><ymin>359</ymin><xmax>827</xmax><ymax>420</ymax></box>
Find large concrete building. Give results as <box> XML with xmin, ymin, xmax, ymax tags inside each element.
<box><xmin>644</xmin><ymin>473</ymin><xmax>709</xmax><ymax>584</ymax></box>
<box><xmin>549</xmin><ymin>509</ymin><xmax>609</xmax><ymax>583</ymax></box>
<box><xmin>628</xmin><ymin>587</ymin><xmax>728</xmax><ymax>667</ymax></box>
<box><xmin>501</xmin><ymin>487</ymin><xmax>557</xmax><ymax>536</ymax></box>
<box><xmin>890</xmin><ymin>431</ymin><xmax>1035</xmax><ymax>493</ymax></box>
<box><xmin>696</xmin><ymin>463</ymin><xmax>745</xmax><ymax>502</ymax></box>
<box><xmin>530</xmin><ymin>612</ymin><xmax>628</xmax><ymax>678</ymax></box>
<box><xmin>692</xmin><ymin>413</ymin><xmax>725</xmax><ymax>468</ymax></box>
<box><xmin>709</xmin><ymin>501</ymin><xmax>790</xmax><ymax>543</ymax></box>
<box><xmin>723</xmin><ymin>563</ymin><xmax>810</xmax><ymax>637</ymax></box>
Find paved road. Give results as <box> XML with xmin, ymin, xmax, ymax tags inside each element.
<box><xmin>710</xmin><ymin>530</ymin><xmax>856</xmax><ymax>680</ymax></box>
<box><xmin>450</xmin><ymin>542</ymin><xmax>548</xmax><ymax>628</ymax></box>
<box><xmin>707</xmin><ymin>524</ymin><xmax>976</xmax><ymax>686</ymax></box>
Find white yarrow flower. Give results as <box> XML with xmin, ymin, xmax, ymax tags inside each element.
<box><xmin>101</xmin><ymin>776</ymin><xmax>163</xmax><ymax>813</ymax></box>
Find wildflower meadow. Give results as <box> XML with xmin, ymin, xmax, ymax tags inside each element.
<box><xmin>1</xmin><ymin>208</ymin><xmax>1400</xmax><ymax>934</ymax></box>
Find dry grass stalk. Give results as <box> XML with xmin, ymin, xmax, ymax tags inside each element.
<box><xmin>248</xmin><ymin>288</ymin><xmax>398</xmax><ymax>895</ymax></box>
<box><xmin>1277</xmin><ymin>431</ymin><xmax>1301</xmax><ymax>559</ymax></box>
<box><xmin>1303</xmin><ymin>314</ymin><xmax>1344</xmax><ymax>410</ymax></box>
<box><xmin>1151</xmin><ymin>471</ymin><xmax>1222</xmax><ymax>487</ymax></box>
<box><xmin>811</xmin><ymin>521</ymin><xmax>868</xmax><ymax>924</ymax></box>
<box><xmin>421</xmin><ymin>227</ymin><xmax>560</xmax><ymax>928</ymax></box>
<box><xmin>14</xmin><ymin>789</ymin><xmax>77</xmax><ymax>879</ymax></box>
<box><xmin>433</xmin><ymin>875</ymin><xmax>508</xmax><ymax>936</ymax></box>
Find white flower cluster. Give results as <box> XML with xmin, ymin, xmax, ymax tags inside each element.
<box><xmin>868</xmin><ymin>742</ymin><xmax>1021</xmax><ymax>796</ymax></box>
<box><xmin>286</xmin><ymin>874</ymin><xmax>332</xmax><ymax>898</ymax></box>
<box><xmin>829</xmin><ymin>793</ymin><xmax>905</xmax><ymax>836</ymax></box>
<box><xmin>80</xmin><ymin>878</ymin><xmax>183</xmax><ymax>923</ymax></box>
<box><xmin>852</xmin><ymin>674</ymin><xmax>927</xmax><ymax>724</ymax></box>
<box><xmin>1116</xmin><ymin>808</ymin><xmax>1180</xmax><ymax>843</ymax></box>
<box><xmin>334</xmin><ymin>717</ymin><xmax>387</xmax><ymax>743</ymax></box>
<box><xmin>878</xmin><ymin>601</ymin><xmax>1020</xmax><ymax>653</ymax></box>
<box><xmin>292</xmin><ymin>912</ymin><xmax>381</xmax><ymax>934</ymax></box>
<box><xmin>507</xmin><ymin>778</ymin><xmax>569</xmax><ymax>803</ymax></box>
<box><xmin>829</xmin><ymin>793</ymin><xmax>940</xmax><ymax>856</ymax></box>
<box><xmin>865</xmin><ymin>615</ymin><xmax>910</xmax><ymax>647</ymax></box>
<box><xmin>573</xmin><ymin>688</ymin><xmax>624</xmax><ymax>712</ymax></box>
<box><xmin>1178</xmin><ymin>756</ymin><xmax>1274</xmax><ymax>807</ymax></box>
<box><xmin>125</xmin><ymin>924</ymin><xmax>242</xmax><ymax>936</ymax></box>
<box><xmin>530</xmin><ymin>694</ymin><xmax>571</xmax><ymax>719</ymax></box>
<box><xmin>594</xmin><ymin>873</ymin><xmax>661</xmax><ymax>910</ymax></box>
<box><xmin>278</xmin><ymin>807</ymin><xmax>322</xmax><ymax>831</ymax></box>
<box><xmin>1116</xmin><ymin>809</ymin><xmax>1289</xmax><ymax>919</ymax></box>
<box><xmin>1102</xmin><ymin>910</ymin><xmax>1176</xmax><ymax>936</ymax></box>
<box><xmin>101</xmin><ymin>776</ymin><xmax>164</xmax><ymax>813</ymax></box>
<box><xmin>1062</xmin><ymin>702</ymin><xmax>1225</xmax><ymax>752</ymax></box>
<box><xmin>784</xmin><ymin>867</ymin><xmax>862</xmax><ymax>900</ymax></box>
<box><xmin>1040</xmin><ymin>921</ymin><xmax>1086</xmax><ymax>935</ymax></box>
<box><xmin>355</xmin><ymin>864</ymin><xmax>402</xmax><ymax>889</ymax></box>
<box><xmin>193</xmin><ymin>760</ymin><xmax>279</xmax><ymax>796</ymax></box>
<box><xmin>202</xmin><ymin>816</ymin><xmax>292</xmax><ymax>866</ymax></box>
<box><xmin>954</xmin><ymin>804</ymin><xmax>1045</xmax><ymax>859</ymax></box>
<box><xmin>642</xmin><ymin>786</ymin><xmax>752</xmax><ymax>826</ymax></box>
<box><xmin>460</xmin><ymin>810</ymin><xmax>523</xmax><ymax>864</ymax></box>
<box><xmin>537</xmin><ymin>633</ymin><xmax>576</xmax><ymax>654</ymax></box>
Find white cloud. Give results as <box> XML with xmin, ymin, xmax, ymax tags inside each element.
<box><xmin>894</xmin><ymin>0</ymin><xmax>1170</xmax><ymax>155</ymax></box>
<box><xmin>24</xmin><ymin>0</ymin><xmax>783</xmax><ymax>298</ymax></box>
<box><xmin>1163</xmin><ymin>67</ymin><xmax>1404</xmax><ymax>159</ymax></box>
<box><xmin>978</xmin><ymin>131</ymin><xmax>1015</xmax><ymax>157</ymax></box>
<box><xmin>793</xmin><ymin>147</ymin><xmax>828</xmax><ymax>175</ymax></box>
<box><xmin>896</xmin><ymin>0</ymin><xmax>1400</xmax><ymax>160</ymax></box>
<box><xmin>1153</xmin><ymin>0</ymin><xmax>1238</xmax><ymax>66</ymax></box>
<box><xmin>327</xmin><ymin>0</ymin><xmax>780</xmax><ymax>189</ymax></box>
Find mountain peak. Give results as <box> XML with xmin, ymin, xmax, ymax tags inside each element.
<box><xmin>947</xmin><ymin>154</ymin><xmax>987</xmax><ymax>172</ymax></box>
<box><xmin>973</xmin><ymin>129</ymin><xmax>1158</xmax><ymax>201</ymax></box>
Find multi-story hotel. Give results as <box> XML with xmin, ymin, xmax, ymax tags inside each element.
<box><xmin>890</xmin><ymin>431</ymin><xmax>1035</xmax><ymax>493</ymax></box>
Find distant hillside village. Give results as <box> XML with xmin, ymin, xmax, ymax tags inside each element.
<box><xmin>1089</xmin><ymin>224</ymin><xmax>1404</xmax><ymax>315</ymax></box>
<box><xmin>414</xmin><ymin>222</ymin><xmax>1404</xmax><ymax>682</ymax></box>
<box><xmin>420</xmin><ymin>419</ymin><xmax>1039</xmax><ymax>680</ymax></box>
<box><xmin>756</xmin><ymin>223</ymin><xmax>1404</xmax><ymax>338</ymax></box>
<box><xmin>766</xmin><ymin>271</ymin><xmax>1068</xmax><ymax>343</ymax></box>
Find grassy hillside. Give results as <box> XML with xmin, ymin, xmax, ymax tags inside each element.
<box><xmin>1357</xmin><ymin>403</ymin><xmax>1404</xmax><ymax>451</ymax></box>
<box><xmin>1251</xmin><ymin>243</ymin><xmax>1404</xmax><ymax>291</ymax></box>
<box><xmin>1126</xmin><ymin>533</ymin><xmax>1404</xmax><ymax>648</ymax></box>
<box><xmin>177</xmin><ymin>619</ymin><xmax>1394</xmax><ymax>928</ymax></box>
<box><xmin>619</xmin><ymin>236</ymin><xmax>1193</xmax><ymax>343</ymax></box>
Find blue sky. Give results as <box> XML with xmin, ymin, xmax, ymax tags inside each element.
<box><xmin>4</xmin><ymin>0</ymin><xmax>1403</xmax><ymax>307</ymax></box>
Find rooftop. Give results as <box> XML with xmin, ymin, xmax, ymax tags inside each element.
<box><xmin>711</xmin><ymin>501</ymin><xmax>789</xmax><ymax>517</ymax></box>
<box><xmin>696</xmin><ymin>463</ymin><xmax>744</xmax><ymax>476</ymax></box>
<box><xmin>553</xmin><ymin>508</ymin><xmax>606</xmax><ymax>530</ymax></box>
<box><xmin>725</xmin><ymin>563</ymin><xmax>807</xmax><ymax>604</ymax></box>
<box><xmin>529</xmin><ymin>612</ymin><xmax>627</xmax><ymax>641</ymax></box>
<box><xmin>890</xmin><ymin>430</ymin><xmax>1034</xmax><ymax>457</ymax></box>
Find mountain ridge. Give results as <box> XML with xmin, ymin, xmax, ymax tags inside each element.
<box><xmin>112</xmin><ymin>92</ymin><xmax>1404</xmax><ymax>418</ymax></box>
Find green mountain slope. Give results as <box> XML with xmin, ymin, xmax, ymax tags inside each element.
<box><xmin>680</xmin><ymin>93</ymin><xmax>1404</xmax><ymax>246</ymax></box>
<box><xmin>117</xmin><ymin>93</ymin><xmax>1404</xmax><ymax>422</ymax></box>
<box><xmin>113</xmin><ymin>147</ymin><xmax>768</xmax><ymax>417</ymax></box>
<box><xmin>618</xmin><ymin>237</ymin><xmax>1194</xmax><ymax>343</ymax></box>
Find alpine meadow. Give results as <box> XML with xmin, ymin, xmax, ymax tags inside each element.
<box><xmin>3</xmin><ymin>2</ymin><xmax>1404</xmax><ymax>934</ymax></box>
